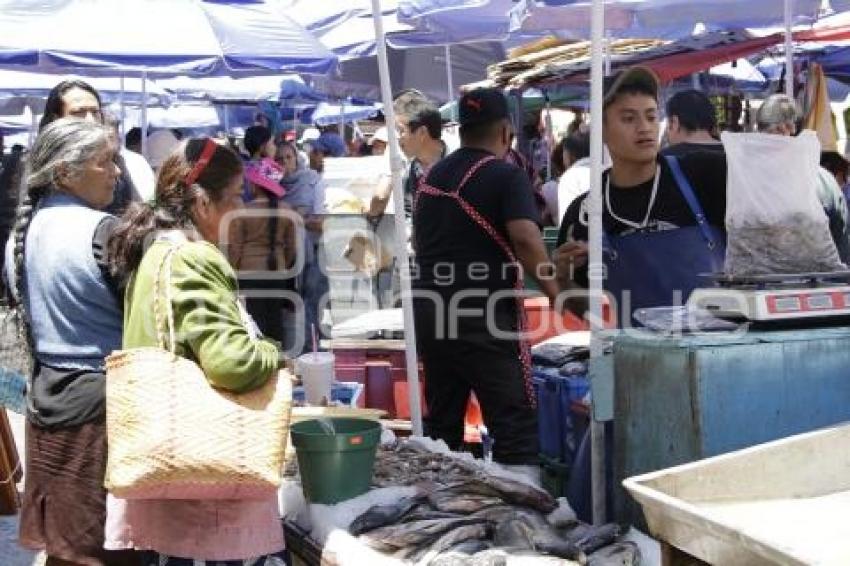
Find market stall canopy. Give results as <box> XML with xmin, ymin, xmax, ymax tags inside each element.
<box><xmin>470</xmin><ymin>25</ymin><xmax>850</xmax><ymax>92</ymax></box>
<box><xmin>512</xmin><ymin>0</ymin><xmax>826</xmax><ymax>38</ymax></box>
<box><xmin>118</xmin><ymin>103</ymin><xmax>222</xmax><ymax>129</ymax></box>
<box><xmin>702</xmin><ymin>59</ymin><xmax>768</xmax><ymax>93</ymax></box>
<box><xmin>306</xmin><ymin>101</ymin><xmax>383</xmax><ymax>126</ymax></box>
<box><xmin>310</xmin><ymin>41</ymin><xmax>506</xmax><ymax>104</ymax></box>
<box><xmin>0</xmin><ymin>69</ymin><xmax>172</xmax><ymax>111</ymax></box>
<box><xmin>0</xmin><ymin>0</ymin><xmax>337</xmax><ymax>76</ymax></box>
<box><xmin>288</xmin><ymin>0</ymin><xmax>506</xmax><ymax>104</ymax></box>
<box><xmin>398</xmin><ymin>0</ymin><xmax>552</xmax><ymax>44</ymax></box>
<box><xmin>0</xmin><ymin>107</ymin><xmax>34</xmax><ymax>132</ymax></box>
<box><xmin>156</xmin><ymin>74</ymin><xmax>325</xmax><ymax>104</ymax></box>
<box><xmin>288</xmin><ymin>0</ymin><xmax>414</xmax><ymax>58</ymax></box>
<box><xmin>399</xmin><ymin>0</ymin><xmax>826</xmax><ymax>42</ymax></box>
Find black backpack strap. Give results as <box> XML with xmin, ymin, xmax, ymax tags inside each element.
<box><xmin>266</xmin><ymin>197</ymin><xmax>280</xmax><ymax>271</ymax></box>
<box><xmin>92</xmin><ymin>216</ymin><xmax>123</xmax><ymax>308</ymax></box>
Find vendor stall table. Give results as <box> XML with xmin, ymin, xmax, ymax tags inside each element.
<box><xmin>613</xmin><ymin>326</ymin><xmax>850</xmax><ymax>527</ymax></box>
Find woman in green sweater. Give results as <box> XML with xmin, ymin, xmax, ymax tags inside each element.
<box><xmin>106</xmin><ymin>138</ymin><xmax>287</xmax><ymax>565</ymax></box>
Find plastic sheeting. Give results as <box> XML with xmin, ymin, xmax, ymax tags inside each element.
<box><xmin>0</xmin><ymin>0</ymin><xmax>337</xmax><ymax>76</ymax></box>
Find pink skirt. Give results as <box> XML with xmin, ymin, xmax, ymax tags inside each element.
<box><xmin>105</xmin><ymin>495</ymin><xmax>284</xmax><ymax>561</ymax></box>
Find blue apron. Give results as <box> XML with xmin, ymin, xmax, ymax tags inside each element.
<box><xmin>603</xmin><ymin>156</ymin><xmax>726</xmax><ymax>325</ymax></box>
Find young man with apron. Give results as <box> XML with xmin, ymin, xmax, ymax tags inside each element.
<box><xmin>554</xmin><ymin>67</ymin><xmax>728</xmax><ymax>327</ymax></box>
<box><xmin>412</xmin><ymin>88</ymin><xmax>559</xmax><ymax>477</ymax></box>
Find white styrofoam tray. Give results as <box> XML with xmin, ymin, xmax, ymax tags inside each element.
<box><xmin>624</xmin><ymin>422</ymin><xmax>850</xmax><ymax>565</ymax></box>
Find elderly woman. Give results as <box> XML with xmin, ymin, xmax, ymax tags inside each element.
<box><xmin>105</xmin><ymin>138</ymin><xmax>287</xmax><ymax>566</ymax></box>
<box><xmin>3</xmin><ymin>118</ymin><xmax>138</xmax><ymax>565</ymax></box>
<box><xmin>276</xmin><ymin>141</ymin><xmax>328</xmax><ymax>353</ymax></box>
<box><xmin>756</xmin><ymin>94</ymin><xmax>850</xmax><ymax>263</ymax></box>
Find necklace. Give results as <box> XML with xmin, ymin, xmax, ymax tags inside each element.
<box><xmin>605</xmin><ymin>165</ymin><xmax>661</xmax><ymax>230</ymax></box>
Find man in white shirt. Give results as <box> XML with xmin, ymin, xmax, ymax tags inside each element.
<box><xmin>555</xmin><ymin>129</ymin><xmax>591</xmax><ymax>225</ymax></box>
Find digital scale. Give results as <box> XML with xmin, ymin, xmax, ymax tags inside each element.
<box><xmin>688</xmin><ymin>271</ymin><xmax>850</xmax><ymax>324</ymax></box>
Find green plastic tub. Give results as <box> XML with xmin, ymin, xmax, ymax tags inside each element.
<box><xmin>290</xmin><ymin>417</ymin><xmax>381</xmax><ymax>504</ymax></box>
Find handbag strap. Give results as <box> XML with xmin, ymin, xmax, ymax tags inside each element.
<box><xmin>153</xmin><ymin>244</ymin><xmax>180</xmax><ymax>354</ymax></box>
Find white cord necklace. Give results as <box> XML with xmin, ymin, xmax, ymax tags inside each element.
<box><xmin>605</xmin><ymin>165</ymin><xmax>661</xmax><ymax>230</ymax></box>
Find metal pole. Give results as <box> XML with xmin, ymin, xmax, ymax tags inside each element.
<box><xmin>589</xmin><ymin>0</ymin><xmax>607</xmax><ymax>526</ymax></box>
<box><xmin>445</xmin><ymin>45</ymin><xmax>455</xmax><ymax>114</ymax></box>
<box><xmin>119</xmin><ymin>75</ymin><xmax>126</xmax><ymax>145</ymax></box>
<box><xmin>27</xmin><ymin>104</ymin><xmax>37</xmax><ymax>148</ymax></box>
<box><xmin>784</xmin><ymin>0</ymin><xmax>794</xmax><ymax>98</ymax></box>
<box><xmin>370</xmin><ymin>0</ymin><xmax>424</xmax><ymax>437</ymax></box>
<box><xmin>543</xmin><ymin>90</ymin><xmax>553</xmax><ymax>181</ymax></box>
<box><xmin>604</xmin><ymin>31</ymin><xmax>612</xmax><ymax>77</ymax></box>
<box><xmin>514</xmin><ymin>91</ymin><xmax>524</xmax><ymax>154</ymax></box>
<box><xmin>339</xmin><ymin>100</ymin><xmax>345</xmax><ymax>138</ymax></box>
<box><xmin>140</xmin><ymin>71</ymin><xmax>148</xmax><ymax>160</ymax></box>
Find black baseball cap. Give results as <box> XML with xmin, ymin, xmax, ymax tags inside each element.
<box><xmin>604</xmin><ymin>66</ymin><xmax>659</xmax><ymax>110</ymax></box>
<box><xmin>459</xmin><ymin>87</ymin><xmax>510</xmax><ymax>127</ymax></box>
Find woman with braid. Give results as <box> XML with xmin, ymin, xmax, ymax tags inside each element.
<box><xmin>104</xmin><ymin>138</ymin><xmax>286</xmax><ymax>566</ymax></box>
<box><xmin>3</xmin><ymin>118</ymin><xmax>139</xmax><ymax>565</ymax></box>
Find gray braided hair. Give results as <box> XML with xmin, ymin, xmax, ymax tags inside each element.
<box><xmin>11</xmin><ymin>118</ymin><xmax>111</xmax><ymax>333</ymax></box>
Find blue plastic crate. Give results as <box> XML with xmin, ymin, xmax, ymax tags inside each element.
<box><xmin>292</xmin><ymin>381</ymin><xmax>364</xmax><ymax>407</ymax></box>
<box><xmin>533</xmin><ymin>368</ymin><xmax>589</xmax><ymax>465</ymax></box>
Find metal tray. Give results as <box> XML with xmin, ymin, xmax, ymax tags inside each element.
<box><xmin>624</xmin><ymin>423</ymin><xmax>850</xmax><ymax>565</ymax></box>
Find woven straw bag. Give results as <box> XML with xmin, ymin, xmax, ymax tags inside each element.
<box><xmin>104</xmin><ymin>244</ymin><xmax>291</xmax><ymax>499</ymax></box>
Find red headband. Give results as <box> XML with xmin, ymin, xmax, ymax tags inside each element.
<box><xmin>183</xmin><ymin>138</ymin><xmax>218</xmax><ymax>187</ymax></box>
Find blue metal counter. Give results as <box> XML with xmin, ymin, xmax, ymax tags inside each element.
<box><xmin>612</xmin><ymin>326</ymin><xmax>850</xmax><ymax>525</ymax></box>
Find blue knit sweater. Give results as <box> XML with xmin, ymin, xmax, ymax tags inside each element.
<box><xmin>4</xmin><ymin>192</ymin><xmax>122</xmax><ymax>371</ymax></box>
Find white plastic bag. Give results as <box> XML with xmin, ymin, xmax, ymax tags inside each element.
<box><xmin>722</xmin><ymin>130</ymin><xmax>845</xmax><ymax>276</ymax></box>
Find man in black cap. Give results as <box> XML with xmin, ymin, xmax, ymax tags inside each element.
<box><xmin>554</xmin><ymin>67</ymin><xmax>727</xmax><ymax>325</ymax></box>
<box><xmin>412</xmin><ymin>87</ymin><xmax>558</xmax><ymax>476</ymax></box>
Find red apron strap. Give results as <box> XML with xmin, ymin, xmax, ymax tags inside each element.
<box><xmin>413</xmin><ymin>154</ymin><xmax>535</xmax><ymax>407</ymax></box>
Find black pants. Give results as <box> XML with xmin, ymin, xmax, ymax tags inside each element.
<box><xmin>239</xmin><ymin>277</ymin><xmax>295</xmax><ymax>345</ymax></box>
<box><xmin>413</xmin><ymin>297</ymin><xmax>539</xmax><ymax>465</ymax></box>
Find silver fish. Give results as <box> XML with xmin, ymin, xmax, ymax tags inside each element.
<box><xmin>429</xmin><ymin>489</ymin><xmax>504</xmax><ymax>515</ymax></box>
<box><xmin>349</xmin><ymin>495</ymin><xmax>424</xmax><ymax>535</ymax></box>
<box><xmin>360</xmin><ymin>517</ymin><xmax>487</xmax><ymax>553</ymax></box>
<box><xmin>413</xmin><ymin>523</ymin><xmax>491</xmax><ymax>565</ymax></box>
<box><xmin>587</xmin><ymin>542</ymin><xmax>641</xmax><ymax>566</ymax></box>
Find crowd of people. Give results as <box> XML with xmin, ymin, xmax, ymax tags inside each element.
<box><xmin>2</xmin><ymin>65</ymin><xmax>850</xmax><ymax>565</ymax></box>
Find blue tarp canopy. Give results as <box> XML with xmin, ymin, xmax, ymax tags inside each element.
<box><xmin>397</xmin><ymin>0</ymin><xmax>826</xmax><ymax>41</ymax></box>
<box><xmin>0</xmin><ymin>0</ymin><xmax>337</xmax><ymax>76</ymax></box>
<box><xmin>512</xmin><ymin>0</ymin><xmax>825</xmax><ymax>38</ymax></box>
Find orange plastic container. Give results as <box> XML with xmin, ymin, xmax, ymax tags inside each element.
<box><xmin>522</xmin><ymin>296</ymin><xmax>615</xmax><ymax>345</ymax></box>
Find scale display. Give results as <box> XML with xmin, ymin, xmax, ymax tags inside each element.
<box><xmin>806</xmin><ymin>295</ymin><xmax>836</xmax><ymax>310</ymax></box>
<box><xmin>772</xmin><ymin>297</ymin><xmax>801</xmax><ymax>312</ymax></box>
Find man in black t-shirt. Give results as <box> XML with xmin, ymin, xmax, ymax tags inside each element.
<box><xmin>413</xmin><ymin>88</ymin><xmax>558</xmax><ymax>472</ymax></box>
<box><xmin>554</xmin><ymin>67</ymin><xmax>727</xmax><ymax>324</ymax></box>
<box><xmin>661</xmin><ymin>89</ymin><xmax>724</xmax><ymax>158</ymax></box>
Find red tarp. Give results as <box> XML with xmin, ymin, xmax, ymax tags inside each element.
<box><xmin>532</xmin><ymin>25</ymin><xmax>850</xmax><ymax>89</ymax></box>
<box><xmin>646</xmin><ymin>25</ymin><xmax>850</xmax><ymax>84</ymax></box>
